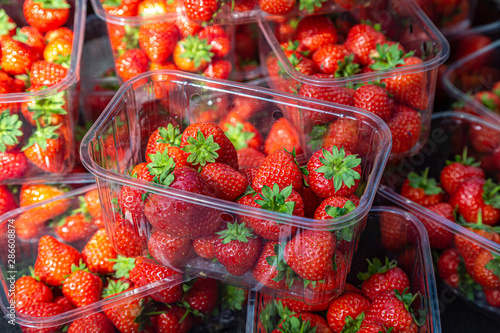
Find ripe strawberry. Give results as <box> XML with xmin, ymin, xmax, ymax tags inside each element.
<box><xmin>151</xmin><ymin>305</ymin><xmax>194</xmax><ymax>333</ymax></box>
<box><xmin>115</xmin><ymin>48</ymin><xmax>149</xmax><ymax>81</ymax></box>
<box><xmin>353</xmin><ymin>84</ymin><xmax>393</xmax><ymax>121</ymax></box>
<box><xmin>379</xmin><ymin>211</ymin><xmax>407</xmax><ymax>251</ymax></box>
<box><xmin>469</xmin><ymin>123</ymin><xmax>500</xmax><ymax>153</ymax></box>
<box><xmin>450</xmin><ymin>178</ymin><xmax>500</xmax><ymax>225</ymax></box>
<box><xmin>82</xmin><ymin>228</ymin><xmax>118</xmax><ymax>275</ymax></box>
<box><xmin>309</xmin><ymin>119</ymin><xmax>359</xmax><ymax>153</ymax></box>
<box><xmin>274</xmin><ymin>312</ymin><xmax>332</xmax><ymax>333</ymax></box>
<box><xmin>440</xmin><ymin>149</ymin><xmax>485</xmax><ymax>195</ymax></box>
<box><xmin>345</xmin><ymin>24</ymin><xmax>386</xmax><ymax>66</ymax></box>
<box><xmin>313</xmin><ymin>196</ymin><xmax>357</xmax><ymax>220</ymax></box>
<box><xmin>253</xmin><ymin>149</ymin><xmax>304</xmax><ymax>192</ymax></box>
<box><xmin>129</xmin><ymin>256</ymin><xmax>183</xmax><ymax>303</ymax></box>
<box><xmin>43</xmin><ymin>37</ymin><xmax>72</xmax><ymax>66</ymax></box>
<box><xmin>364</xmin><ymin>289</ymin><xmax>419</xmax><ymax>333</ymax></box>
<box><xmin>387</xmin><ymin>104</ymin><xmax>422</xmax><ymax>154</ymax></box>
<box><xmin>55</xmin><ymin>212</ymin><xmax>96</xmax><ymax>242</ymax></box>
<box><xmin>358</xmin><ymin>258</ymin><xmax>410</xmax><ymax>301</ymax></box>
<box><xmin>23</xmin><ymin>0</ymin><xmax>70</xmax><ymax>33</ymax></box>
<box><xmin>175</xmin><ymin>15</ymin><xmax>201</xmax><ymax>38</ymax></box>
<box><xmin>357</xmin><ymin>321</ymin><xmax>387</xmax><ymax>333</ymax></box>
<box><xmin>475</xmin><ymin>91</ymin><xmax>500</xmax><ymax>112</ymax></box>
<box><xmin>484</xmin><ymin>288</ymin><xmax>500</xmax><ymax>307</ymax></box>
<box><xmin>147</xmin><ymin>229</ymin><xmax>191</xmax><ymax>267</ymax></box>
<box><xmin>454</xmin><ymin>214</ymin><xmax>500</xmax><ymax>264</ymax></box>
<box><xmin>184</xmin><ymin>0</ymin><xmax>218</xmax><ymax>21</ymax></box>
<box><xmin>68</xmin><ymin>313</ymin><xmax>115</xmax><ymax>333</ymax></box>
<box><xmin>259</xmin><ymin>0</ymin><xmax>296</xmax><ymax>15</ymax></box>
<box><xmin>45</xmin><ymin>27</ymin><xmax>73</xmax><ymax>43</ymax></box>
<box><xmin>12</xmin><ymin>275</ymin><xmax>53</xmax><ymax>310</ymax></box>
<box><xmin>184</xmin><ymin>278</ymin><xmax>219</xmax><ymax>314</ymax></box>
<box><xmin>62</xmin><ymin>262</ymin><xmax>103</xmax><ymax>307</ymax></box>
<box><xmin>312</xmin><ymin>44</ymin><xmax>352</xmax><ymax>75</ymax></box>
<box><xmin>103</xmin><ymin>0</ymin><xmax>141</xmax><ymax>16</ymax></box>
<box><xmin>34</xmin><ymin>235</ymin><xmax>82</xmax><ymax>287</ymax></box>
<box><xmin>264</xmin><ymin>118</ymin><xmax>302</xmax><ymax>155</ymax></box>
<box><xmin>53</xmin><ymin>296</ymin><xmax>74</xmax><ymax>312</ymax></box>
<box><xmin>221</xmin><ymin>113</ymin><xmax>263</xmax><ymax>151</ymax></box>
<box><xmin>138</xmin><ymin>0</ymin><xmax>176</xmax><ymax>16</ymax></box>
<box><xmin>473</xmin><ymin>250</ymin><xmax>500</xmax><ymax>289</ymax></box>
<box><xmin>1</xmin><ymin>37</ymin><xmax>36</xmax><ymax>75</ymax></box>
<box><xmin>0</xmin><ymin>185</ymin><xmax>17</xmax><ymax>215</ymax></box>
<box><xmin>23</xmin><ymin>122</ymin><xmax>65</xmax><ymax>173</ymax></box>
<box><xmin>18</xmin><ymin>183</ymin><xmax>70</xmax><ymax>224</ymax></box>
<box><xmin>193</xmin><ymin>234</ymin><xmax>218</xmax><ymax>259</ymax></box>
<box><xmin>238</xmin><ymin>148</ymin><xmax>266</xmax><ymax>169</ymax></box>
<box><xmin>277</xmin><ymin>297</ymin><xmax>331</xmax><ymax>312</ymax></box>
<box><xmin>284</xmin><ymin>229</ymin><xmax>335</xmax><ymax>281</ymax></box>
<box><xmin>307</xmin><ymin>146</ymin><xmax>361</xmax><ymax>199</ymax></box>
<box><xmin>198</xmin><ymin>25</ymin><xmax>231</xmax><ymax>59</ymax></box>
<box><xmin>145</xmin><ymin>124</ymin><xmax>182</xmax><ymax>163</ymax></box>
<box><xmin>173</xmin><ymin>35</ymin><xmax>214</xmax><ymax>72</ymax></box>
<box><xmin>300</xmin><ymin>184</ymin><xmax>323</xmax><ymax>218</ymax></box>
<box><xmin>214</xmin><ymin>221</ymin><xmax>262</xmax><ymax>276</ymax></box>
<box><xmin>252</xmin><ymin>241</ymin><xmax>291</xmax><ymax>289</ymax></box>
<box><xmin>299</xmin><ymin>77</ymin><xmax>354</xmax><ymax>110</ymax></box>
<box><xmin>296</xmin><ymin>16</ymin><xmax>337</xmax><ymax>52</ymax></box>
<box><xmin>201</xmin><ymin>162</ymin><xmax>248</xmax><ymax>201</ymax></box>
<box><xmin>416</xmin><ymin>202</ymin><xmax>455</xmax><ymax>249</ymax></box>
<box><xmin>437</xmin><ymin>248</ymin><xmax>461</xmax><ymax>288</ymax></box>
<box><xmin>180</xmin><ymin>122</ymin><xmax>238</xmax><ymax>170</ymax></box>
<box><xmin>203</xmin><ymin>59</ymin><xmax>232</xmax><ymax>79</ymax></box>
<box><xmin>0</xmin><ymin>9</ymin><xmax>16</xmax><ymax>40</ymax></box>
<box><xmin>139</xmin><ymin>22</ymin><xmax>178</xmax><ymax>64</ymax></box>
<box><xmin>15</xmin><ymin>26</ymin><xmax>45</xmax><ymax>60</ymax></box>
<box><xmin>30</xmin><ymin>61</ymin><xmax>68</xmax><ymax>87</ymax></box>
<box><xmin>85</xmin><ymin>189</ymin><xmax>102</xmax><ymax>221</ymax></box>
<box><xmin>18</xmin><ymin>302</ymin><xmax>64</xmax><ymax>332</ymax></box>
<box><xmin>113</xmin><ymin>221</ymin><xmax>146</xmax><ymax>257</ymax></box>
<box><xmin>400</xmin><ymin>168</ymin><xmax>443</xmax><ymax>207</ymax></box>
<box><xmin>327</xmin><ymin>292</ymin><xmax>371</xmax><ymax>333</ymax></box>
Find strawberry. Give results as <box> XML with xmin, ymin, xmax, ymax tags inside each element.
<box><xmin>18</xmin><ymin>184</ymin><xmax>70</xmax><ymax>226</ymax></box>
<box><xmin>68</xmin><ymin>313</ymin><xmax>115</xmax><ymax>333</ymax></box>
<box><xmin>62</xmin><ymin>262</ymin><xmax>103</xmax><ymax>307</ymax></box>
<box><xmin>23</xmin><ymin>0</ymin><xmax>70</xmax><ymax>33</ymax></box>
<box><xmin>115</xmin><ymin>48</ymin><xmax>149</xmax><ymax>81</ymax></box>
<box><xmin>284</xmin><ymin>229</ymin><xmax>335</xmax><ymax>281</ymax></box>
<box><xmin>357</xmin><ymin>321</ymin><xmax>387</xmax><ymax>333</ymax></box>
<box><xmin>184</xmin><ymin>278</ymin><xmax>219</xmax><ymax>314</ymax></box>
<box><xmin>326</xmin><ymin>292</ymin><xmax>371</xmax><ymax>333</ymax></box>
<box><xmin>184</xmin><ymin>0</ymin><xmax>218</xmax><ymax>21</ymax></box>
<box><xmin>400</xmin><ymin>168</ymin><xmax>444</xmax><ymax>207</ymax></box>
<box><xmin>454</xmin><ymin>214</ymin><xmax>500</xmax><ymax>264</ymax></box>
<box><xmin>264</xmin><ymin>118</ymin><xmax>302</xmax><ymax>155</ymax></box>
<box><xmin>53</xmin><ymin>296</ymin><xmax>74</xmax><ymax>312</ymax></box>
<box><xmin>221</xmin><ymin>114</ymin><xmax>263</xmax><ymax>151</ymax></box>
<box><xmin>23</xmin><ymin>122</ymin><xmax>65</xmax><ymax>173</ymax></box>
<box><xmin>437</xmin><ymin>248</ymin><xmax>461</xmax><ymax>288</ymax></box>
<box><xmin>364</xmin><ymin>289</ymin><xmax>420</xmax><ymax>333</ymax></box>
<box><xmin>252</xmin><ymin>241</ymin><xmax>290</xmax><ymax>290</ymax></box>
<box><xmin>201</xmin><ymin>162</ymin><xmax>249</xmax><ymax>201</ymax></box>
<box><xmin>238</xmin><ymin>185</ymin><xmax>303</xmax><ymax>240</ymax></box>
<box><xmin>379</xmin><ymin>211</ymin><xmax>406</xmax><ymax>251</ymax></box>
<box><xmin>307</xmin><ymin>146</ymin><xmax>361</xmax><ymax>199</ymax></box>
<box><xmin>0</xmin><ymin>185</ymin><xmax>17</xmax><ymax>215</ymax></box>
<box><xmin>22</xmin><ymin>87</ymin><xmax>68</xmax><ymax>127</ymax></box>
<box><xmin>15</xmin><ymin>26</ymin><xmax>45</xmax><ymax>60</ymax></box>
<box><xmin>198</xmin><ymin>25</ymin><xmax>231</xmax><ymax>59</ymax></box>
<box><xmin>43</xmin><ymin>37</ymin><xmax>72</xmax><ymax>66</ymax></box>
<box><xmin>252</xmin><ymin>149</ymin><xmax>304</xmax><ymax>192</ymax></box>
<box><xmin>312</xmin><ymin>44</ymin><xmax>353</xmax><ymax>75</ymax></box>
<box><xmin>277</xmin><ymin>297</ymin><xmax>331</xmax><ymax>312</ymax></box>
<box><xmin>353</xmin><ymin>84</ymin><xmax>393</xmax><ymax>121</ymax></box>
<box><xmin>175</xmin><ymin>15</ymin><xmax>201</xmax><ymax>38</ymax></box>
<box><xmin>387</xmin><ymin>104</ymin><xmax>422</xmax><ymax>154</ymax></box>
<box><xmin>0</xmin><ymin>110</ymin><xmax>24</xmax><ymax>153</ymax></box>
<box><xmin>151</xmin><ymin>305</ymin><xmax>194</xmax><ymax>333</ymax></box>
<box><xmin>103</xmin><ymin>0</ymin><xmax>141</xmax><ymax>16</ymax></box>
<box><xmin>45</xmin><ymin>27</ymin><xmax>73</xmax><ymax>43</ymax></box>
<box><xmin>81</xmin><ymin>228</ymin><xmax>118</xmax><ymax>275</ymax></box>
<box><xmin>345</xmin><ymin>24</ymin><xmax>386</xmax><ymax>66</ymax></box>
<box><xmin>416</xmin><ymin>202</ymin><xmax>455</xmax><ymax>249</ymax></box>
<box><xmin>299</xmin><ymin>77</ymin><xmax>354</xmax><ymax>110</ymax></box>
<box><xmin>139</xmin><ymin>22</ymin><xmax>178</xmax><ymax>64</ymax></box>
<box><xmin>238</xmin><ymin>148</ymin><xmax>266</xmax><ymax>169</ymax></box>
<box><xmin>113</xmin><ymin>221</ymin><xmax>146</xmax><ymax>257</ymax></box>
<box><xmin>193</xmin><ymin>234</ymin><xmax>218</xmax><ymax>259</ymax></box>
<box><xmin>358</xmin><ymin>258</ymin><xmax>410</xmax><ymax>302</ymax></box>
<box><xmin>129</xmin><ymin>257</ymin><xmax>183</xmax><ymax>303</ymax></box>
<box><xmin>34</xmin><ymin>235</ymin><xmax>82</xmax><ymax>287</ymax></box>
<box><xmin>147</xmin><ymin>229</ymin><xmax>191</xmax><ymax>267</ymax></box>
<box><xmin>259</xmin><ymin>0</ymin><xmax>296</xmax><ymax>15</ymax></box>
<box><xmin>203</xmin><ymin>59</ymin><xmax>232</xmax><ymax>79</ymax></box>
<box><xmin>440</xmin><ymin>148</ymin><xmax>485</xmax><ymax>195</ymax></box>
<box><xmin>12</xmin><ymin>275</ymin><xmax>53</xmax><ymax>310</ymax></box>
<box><xmin>475</xmin><ymin>91</ymin><xmax>500</xmax><ymax>112</ymax></box>
<box><xmin>18</xmin><ymin>302</ymin><xmax>64</xmax><ymax>332</ymax></box>
<box><xmin>469</xmin><ymin>123</ymin><xmax>500</xmax><ymax>153</ymax></box>
<box><xmin>313</xmin><ymin>196</ymin><xmax>357</xmax><ymax>220</ymax></box>
<box><xmin>180</xmin><ymin>122</ymin><xmax>238</xmax><ymax>170</ymax></box>
<box><xmin>0</xmin><ymin>9</ymin><xmax>16</xmax><ymax>40</ymax></box>
<box><xmin>145</xmin><ymin>124</ymin><xmax>182</xmax><ymax>163</ymax></box>
<box><xmin>484</xmin><ymin>288</ymin><xmax>500</xmax><ymax>307</ymax></box>
<box><xmin>55</xmin><ymin>212</ymin><xmax>96</xmax><ymax>242</ymax></box>
<box><xmin>173</xmin><ymin>35</ymin><xmax>214</xmax><ymax>72</ymax></box>
<box><xmin>0</xmin><ymin>37</ymin><xmax>36</xmax><ymax>75</ymax></box>
<box><xmin>214</xmin><ymin>221</ymin><xmax>262</xmax><ymax>276</ymax></box>
<box><xmin>473</xmin><ymin>250</ymin><xmax>500</xmax><ymax>289</ymax></box>
<box><xmin>296</xmin><ymin>16</ymin><xmax>337</xmax><ymax>52</ymax></box>
<box><xmin>138</xmin><ymin>0</ymin><xmax>176</xmax><ymax>16</ymax></box>
<box><xmin>309</xmin><ymin>119</ymin><xmax>359</xmax><ymax>153</ymax></box>
<box><xmin>85</xmin><ymin>189</ymin><xmax>103</xmax><ymax>222</ymax></box>
<box><xmin>450</xmin><ymin>178</ymin><xmax>500</xmax><ymax>225</ymax></box>
<box><xmin>274</xmin><ymin>313</ymin><xmax>332</xmax><ymax>333</ymax></box>
<box><xmin>30</xmin><ymin>61</ymin><xmax>68</xmax><ymax>87</ymax></box>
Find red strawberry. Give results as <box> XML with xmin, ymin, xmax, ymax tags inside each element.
<box><xmin>238</xmin><ymin>185</ymin><xmax>303</xmax><ymax>240</ymax></box>
<box><xmin>214</xmin><ymin>221</ymin><xmax>262</xmax><ymax>276</ymax></box>
<box><xmin>203</xmin><ymin>59</ymin><xmax>232</xmax><ymax>79</ymax></box>
<box><xmin>252</xmin><ymin>241</ymin><xmax>290</xmax><ymax>290</ymax></box>
<box><xmin>357</xmin><ymin>321</ymin><xmax>387</xmax><ymax>333</ymax></box>
<box><xmin>184</xmin><ymin>0</ymin><xmax>218</xmax><ymax>21</ymax></box>
<box><xmin>145</xmin><ymin>124</ymin><xmax>182</xmax><ymax>163</ymax></box>
<box><xmin>259</xmin><ymin>0</ymin><xmax>296</xmax><ymax>15</ymax></box>
<box><xmin>296</xmin><ymin>16</ymin><xmax>337</xmax><ymax>52</ymax></box>
<box><xmin>198</xmin><ymin>25</ymin><xmax>231</xmax><ymax>59</ymax></box>
<box><xmin>314</xmin><ymin>196</ymin><xmax>357</xmax><ymax>220</ymax></box>
<box><xmin>82</xmin><ymin>228</ymin><xmax>118</xmax><ymax>275</ymax></box>
<box><xmin>0</xmin><ymin>9</ymin><xmax>16</xmax><ymax>40</ymax></box>
<box><xmin>1</xmin><ymin>37</ymin><xmax>36</xmax><ymax>75</ymax></box>
<box><xmin>55</xmin><ymin>212</ymin><xmax>96</xmax><ymax>243</ymax></box>
<box><xmin>387</xmin><ymin>104</ymin><xmax>422</xmax><ymax>154</ymax></box>
<box><xmin>437</xmin><ymin>248</ymin><xmax>461</xmax><ymax>288</ymax></box>
<box><xmin>12</xmin><ymin>275</ymin><xmax>53</xmax><ymax>310</ymax></box>
<box><xmin>15</xmin><ymin>26</ymin><xmax>45</xmax><ymax>60</ymax></box>
<box><xmin>475</xmin><ymin>91</ymin><xmax>500</xmax><ymax>112</ymax></box>
<box><xmin>184</xmin><ymin>278</ymin><xmax>219</xmax><ymax>314</ymax></box>
<box><xmin>484</xmin><ymin>288</ymin><xmax>500</xmax><ymax>307</ymax></box>
<box><xmin>62</xmin><ymin>262</ymin><xmax>103</xmax><ymax>307</ymax></box>
<box><xmin>345</xmin><ymin>24</ymin><xmax>386</xmax><ymax>66</ymax></box>
<box><xmin>440</xmin><ymin>149</ymin><xmax>485</xmax><ymax>195</ymax></box>
<box><xmin>113</xmin><ymin>222</ymin><xmax>146</xmax><ymax>257</ymax></box>
<box><xmin>129</xmin><ymin>257</ymin><xmax>183</xmax><ymax>303</ymax></box>
<box><xmin>358</xmin><ymin>258</ymin><xmax>410</xmax><ymax>301</ymax></box>
<box><xmin>175</xmin><ymin>15</ymin><xmax>201</xmax><ymax>38</ymax></box>
<box><xmin>201</xmin><ymin>162</ymin><xmax>249</xmax><ymax>201</ymax></box>
<box><xmin>0</xmin><ymin>185</ymin><xmax>17</xmax><ymax>215</ymax></box>
<box><xmin>252</xmin><ymin>149</ymin><xmax>304</xmax><ymax>192</ymax></box>
<box><xmin>264</xmin><ymin>118</ymin><xmax>302</xmax><ymax>156</ymax></box>
<box><xmin>23</xmin><ymin>0</ymin><xmax>70</xmax><ymax>33</ymax></box>
<box><xmin>473</xmin><ymin>250</ymin><xmax>500</xmax><ymax>289</ymax></box>
<box><xmin>309</xmin><ymin>119</ymin><xmax>359</xmax><ymax>153</ymax></box>
<box><xmin>139</xmin><ymin>22</ymin><xmax>178</xmax><ymax>64</ymax></box>
<box><xmin>277</xmin><ymin>297</ymin><xmax>331</xmax><ymax>312</ymax></box>
<box><xmin>312</xmin><ymin>44</ymin><xmax>353</xmax><ymax>75</ymax></box>
<box><xmin>274</xmin><ymin>312</ymin><xmax>333</xmax><ymax>333</ymax></box>
<box><xmin>34</xmin><ymin>235</ymin><xmax>82</xmax><ymax>287</ymax></box>
<box><xmin>103</xmin><ymin>0</ymin><xmax>141</xmax><ymax>16</ymax></box>
<box><xmin>19</xmin><ymin>184</ymin><xmax>70</xmax><ymax>222</ymax></box>
<box><xmin>379</xmin><ymin>211</ymin><xmax>406</xmax><ymax>251</ymax></box>
<box><xmin>469</xmin><ymin>123</ymin><xmax>500</xmax><ymax>153</ymax></box>
<box><xmin>193</xmin><ymin>234</ymin><xmax>218</xmax><ymax>259</ymax></box>
<box><xmin>173</xmin><ymin>35</ymin><xmax>214</xmax><ymax>72</ymax></box>
<box><xmin>307</xmin><ymin>146</ymin><xmax>361</xmax><ymax>199</ymax></box>
<box><xmin>353</xmin><ymin>84</ymin><xmax>393</xmax><ymax>121</ymax></box>
<box><xmin>326</xmin><ymin>292</ymin><xmax>371</xmax><ymax>333</ymax></box>
<box><xmin>416</xmin><ymin>202</ymin><xmax>455</xmax><ymax>249</ymax></box>
<box><xmin>45</xmin><ymin>27</ymin><xmax>73</xmax><ymax>43</ymax></box>
<box><xmin>53</xmin><ymin>296</ymin><xmax>75</xmax><ymax>312</ymax></box>
<box><xmin>151</xmin><ymin>305</ymin><xmax>194</xmax><ymax>333</ymax></box>
<box><xmin>23</xmin><ymin>123</ymin><xmax>65</xmax><ymax>173</ymax></box>
<box><xmin>18</xmin><ymin>302</ymin><xmax>64</xmax><ymax>332</ymax></box>
<box><xmin>115</xmin><ymin>49</ymin><xmax>149</xmax><ymax>81</ymax></box>
<box><xmin>68</xmin><ymin>313</ymin><xmax>115</xmax><ymax>333</ymax></box>
<box><xmin>30</xmin><ymin>60</ymin><xmax>67</xmax><ymax>87</ymax></box>
<box><xmin>238</xmin><ymin>148</ymin><xmax>266</xmax><ymax>169</ymax></box>
<box><xmin>43</xmin><ymin>36</ymin><xmax>72</xmax><ymax>65</ymax></box>
<box><xmin>454</xmin><ymin>214</ymin><xmax>500</xmax><ymax>264</ymax></box>
<box><xmin>400</xmin><ymin>168</ymin><xmax>444</xmax><ymax>207</ymax></box>
<box><xmin>85</xmin><ymin>189</ymin><xmax>103</xmax><ymax>222</ymax></box>
<box><xmin>221</xmin><ymin>112</ymin><xmax>263</xmax><ymax>151</ymax></box>
<box><xmin>148</xmin><ymin>229</ymin><xmax>191</xmax><ymax>267</ymax></box>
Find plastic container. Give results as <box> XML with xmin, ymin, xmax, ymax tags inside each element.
<box><xmin>257</xmin><ymin>0</ymin><xmax>449</xmax><ymax>157</ymax></box>
<box><xmin>248</xmin><ymin>206</ymin><xmax>441</xmax><ymax>333</ymax></box>
<box><xmin>232</xmin><ymin>22</ymin><xmax>263</xmax><ymax>82</ymax></box>
<box><xmin>378</xmin><ymin>112</ymin><xmax>500</xmax><ymax>320</ymax></box>
<box><xmin>81</xmin><ymin>70</ymin><xmax>392</xmax><ymax>304</ymax></box>
<box><xmin>0</xmin><ymin>185</ymin><xmax>191</xmax><ymax>330</ymax></box>
<box><xmin>419</xmin><ymin>0</ymin><xmax>478</xmax><ymax>36</ymax></box>
<box><xmin>0</xmin><ymin>0</ymin><xmax>88</xmax><ymax>184</ymax></box>
<box><xmin>442</xmin><ymin>39</ymin><xmax>500</xmax><ymax>125</ymax></box>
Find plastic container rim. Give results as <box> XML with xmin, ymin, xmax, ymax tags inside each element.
<box><xmin>80</xmin><ymin>70</ymin><xmax>392</xmax><ymax>230</ymax></box>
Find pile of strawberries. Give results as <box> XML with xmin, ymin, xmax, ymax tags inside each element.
<box><xmin>267</xmin><ymin>17</ymin><xmax>427</xmax><ymax>154</ymax></box>
<box><xmin>399</xmin><ymin>149</ymin><xmax>500</xmax><ymax>307</ymax></box>
<box><xmin>0</xmin><ymin>0</ymin><xmax>77</xmax><ymax>179</ymax></box>
<box><xmin>417</xmin><ymin>0</ymin><xmax>471</xmax><ymax>30</ymax></box>
<box><xmin>454</xmin><ymin>81</ymin><xmax>500</xmax><ymax>115</ymax></box>
<box><xmin>258</xmin><ymin>258</ymin><xmax>422</xmax><ymax>333</ymax></box>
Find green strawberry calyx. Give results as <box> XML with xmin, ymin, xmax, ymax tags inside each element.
<box><xmin>0</xmin><ymin>9</ymin><xmax>16</xmax><ymax>37</ymax></box>
<box><xmin>335</xmin><ymin>54</ymin><xmax>361</xmax><ymax>78</ymax></box>
<box><xmin>27</xmin><ymin>88</ymin><xmax>68</xmax><ymax>123</ymax></box>
<box><xmin>157</xmin><ymin>123</ymin><xmax>182</xmax><ymax>147</ymax></box>
<box><xmin>341</xmin><ymin>312</ymin><xmax>365</xmax><ymax>333</ymax></box>
<box><xmin>109</xmin><ymin>255</ymin><xmax>136</xmax><ymax>279</ymax></box>
<box><xmin>223</xmin><ymin>122</ymin><xmax>255</xmax><ymax>150</ymax></box>
<box><xmin>457</xmin><ymin>209</ymin><xmax>500</xmax><ymax>233</ymax></box>
<box><xmin>485</xmin><ymin>253</ymin><xmax>500</xmax><ymax>280</ymax></box>
<box><xmin>369</xmin><ymin>43</ymin><xmax>414</xmax><ymax>71</ymax></box>
<box><xmin>54</xmin><ymin>54</ymin><xmax>71</xmax><ymax>69</ymax></box>
<box><xmin>260</xmin><ymin>299</ymin><xmax>295</xmax><ymax>333</ymax></box>
<box><xmin>446</xmin><ymin>147</ymin><xmax>480</xmax><ymax>167</ymax></box>
<box><xmin>277</xmin><ymin>314</ymin><xmax>317</xmax><ymax>333</ymax></box>
<box><xmin>325</xmin><ymin>200</ymin><xmax>356</xmax><ymax>219</ymax></box>
<box><xmin>255</xmin><ymin>184</ymin><xmax>296</xmax><ymax>215</ymax></box>
<box><xmin>102</xmin><ymin>279</ymin><xmax>130</xmax><ymax>298</ymax></box>
<box><xmin>103</xmin><ymin>0</ymin><xmax>122</xmax><ymax>7</ymax></box>
<box><xmin>482</xmin><ymin>179</ymin><xmax>500</xmax><ymax>209</ymax></box>
<box><xmin>315</xmin><ymin>146</ymin><xmax>361</xmax><ymax>192</ymax></box>
<box><xmin>298</xmin><ymin>0</ymin><xmax>328</xmax><ymax>13</ymax></box>
<box><xmin>407</xmin><ymin>167</ymin><xmax>443</xmax><ymax>195</ymax></box>
<box><xmin>268</xmin><ymin>242</ymin><xmax>301</xmax><ymax>288</ymax></box>
<box><xmin>308</xmin><ymin>124</ymin><xmax>328</xmax><ymax>151</ymax></box>
<box><xmin>357</xmin><ymin>257</ymin><xmax>397</xmax><ymax>281</ymax></box>
<box><xmin>34</xmin><ymin>0</ymin><xmax>71</xmax><ymax>9</ymax></box>
<box><xmin>22</xmin><ymin>121</ymin><xmax>61</xmax><ymax>152</ymax></box>
<box><xmin>457</xmin><ymin>260</ymin><xmax>482</xmax><ymax>301</ymax></box>
<box><xmin>178</xmin><ymin>35</ymin><xmax>214</xmax><ymax>69</ymax></box>
<box><xmin>182</xmin><ymin>129</ymin><xmax>220</xmax><ymax>166</ymax></box>
<box><xmin>0</xmin><ymin>110</ymin><xmax>23</xmax><ymax>153</ymax></box>
<box><xmin>221</xmin><ymin>284</ymin><xmax>247</xmax><ymax>311</ymax></box>
<box><xmin>216</xmin><ymin>221</ymin><xmax>256</xmax><ymax>244</ymax></box>
<box><xmin>12</xmin><ymin>28</ymin><xmax>28</xmax><ymax>44</ymax></box>
<box><xmin>395</xmin><ymin>288</ymin><xmax>425</xmax><ymax>327</ymax></box>
<box><xmin>147</xmin><ymin>150</ymin><xmax>176</xmax><ymax>186</ymax></box>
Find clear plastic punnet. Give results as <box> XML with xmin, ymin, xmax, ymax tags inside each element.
<box><xmin>248</xmin><ymin>206</ymin><xmax>441</xmax><ymax>333</ymax></box>
<box><xmin>379</xmin><ymin>112</ymin><xmax>500</xmax><ymax>320</ymax></box>
<box><xmin>81</xmin><ymin>70</ymin><xmax>392</xmax><ymax>304</ymax></box>
<box><xmin>442</xmin><ymin>39</ymin><xmax>500</xmax><ymax>126</ymax></box>
<box><xmin>257</xmin><ymin>0</ymin><xmax>449</xmax><ymax>157</ymax></box>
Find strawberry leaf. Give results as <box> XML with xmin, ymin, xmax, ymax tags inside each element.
<box><xmin>157</xmin><ymin>124</ymin><xmax>182</xmax><ymax>147</ymax></box>
<box><xmin>147</xmin><ymin>150</ymin><xmax>176</xmax><ymax>186</ymax></box>
<box><xmin>407</xmin><ymin>168</ymin><xmax>443</xmax><ymax>195</ymax></box>
<box><xmin>315</xmin><ymin>146</ymin><xmax>361</xmax><ymax>192</ymax></box>
<box><xmin>445</xmin><ymin>147</ymin><xmax>480</xmax><ymax>166</ymax></box>
<box><xmin>34</xmin><ymin>0</ymin><xmax>71</xmax><ymax>9</ymax></box>
<box><xmin>182</xmin><ymin>130</ymin><xmax>220</xmax><ymax>166</ymax></box>
<box><xmin>109</xmin><ymin>255</ymin><xmax>136</xmax><ymax>279</ymax></box>
<box><xmin>255</xmin><ymin>184</ymin><xmax>296</xmax><ymax>215</ymax></box>
<box><xmin>223</xmin><ymin>122</ymin><xmax>255</xmax><ymax>150</ymax></box>
<box><xmin>485</xmin><ymin>253</ymin><xmax>500</xmax><ymax>279</ymax></box>
<box><xmin>0</xmin><ymin>9</ymin><xmax>16</xmax><ymax>37</ymax></box>
<box><xmin>298</xmin><ymin>0</ymin><xmax>328</xmax><ymax>13</ymax></box>
<box><xmin>216</xmin><ymin>221</ymin><xmax>256</xmax><ymax>244</ymax></box>
<box><xmin>178</xmin><ymin>35</ymin><xmax>214</xmax><ymax>69</ymax></box>
<box><xmin>22</xmin><ymin>121</ymin><xmax>60</xmax><ymax>151</ymax></box>
<box><xmin>221</xmin><ymin>284</ymin><xmax>246</xmax><ymax>311</ymax></box>
<box><xmin>324</xmin><ymin>200</ymin><xmax>356</xmax><ymax>219</ymax></box>
<box><xmin>335</xmin><ymin>54</ymin><xmax>361</xmax><ymax>78</ymax></box>
<box><xmin>0</xmin><ymin>110</ymin><xmax>23</xmax><ymax>153</ymax></box>
<box><xmin>482</xmin><ymin>179</ymin><xmax>500</xmax><ymax>208</ymax></box>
